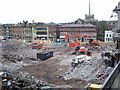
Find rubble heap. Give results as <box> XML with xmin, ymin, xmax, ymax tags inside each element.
<box><xmin>1</xmin><ymin>71</ymin><xmax>52</xmax><ymax>90</ymax></box>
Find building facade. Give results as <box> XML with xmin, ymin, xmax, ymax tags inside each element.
<box><xmin>12</xmin><ymin>25</ymin><xmax>33</xmax><ymax>41</ymax></box>
<box><xmin>59</xmin><ymin>24</ymin><xmax>97</xmax><ymax>42</ymax></box>
<box><xmin>105</xmin><ymin>31</ymin><xmax>113</xmax><ymax>42</ymax></box>
<box><xmin>106</xmin><ymin>21</ymin><xmax>117</xmax><ymax>30</ymax></box>
<box><xmin>47</xmin><ymin>23</ymin><xmax>60</xmax><ymax>41</ymax></box>
<box><xmin>32</xmin><ymin>26</ymin><xmax>49</xmax><ymax>40</ymax></box>
<box><xmin>2</xmin><ymin>24</ymin><xmax>13</xmax><ymax>39</ymax></box>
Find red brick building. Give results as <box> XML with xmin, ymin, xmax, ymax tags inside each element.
<box><xmin>59</xmin><ymin>24</ymin><xmax>97</xmax><ymax>42</ymax></box>
<box><xmin>12</xmin><ymin>25</ymin><xmax>32</xmax><ymax>41</ymax></box>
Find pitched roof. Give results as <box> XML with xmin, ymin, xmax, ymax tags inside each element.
<box><xmin>60</xmin><ymin>24</ymin><xmax>96</xmax><ymax>27</ymax></box>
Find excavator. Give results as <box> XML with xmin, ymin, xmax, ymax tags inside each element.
<box><xmin>65</xmin><ymin>33</ymin><xmax>98</xmax><ymax>56</ymax></box>
<box><xmin>65</xmin><ymin>33</ymin><xmax>99</xmax><ymax>47</ymax></box>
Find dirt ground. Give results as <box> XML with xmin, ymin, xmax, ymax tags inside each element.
<box><xmin>19</xmin><ymin>45</ymin><xmax>106</xmax><ymax>88</ymax></box>
<box><xmin>20</xmin><ymin>46</ymin><xmax>83</xmax><ymax>88</ymax></box>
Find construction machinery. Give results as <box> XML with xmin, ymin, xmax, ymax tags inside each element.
<box><xmin>65</xmin><ymin>33</ymin><xmax>90</xmax><ymax>47</ymax></box>
<box><xmin>71</xmin><ymin>46</ymin><xmax>92</xmax><ymax>56</ymax></box>
<box><xmin>65</xmin><ymin>33</ymin><xmax>99</xmax><ymax>47</ymax></box>
<box><xmin>31</xmin><ymin>41</ymin><xmax>44</xmax><ymax>49</ymax></box>
<box><xmin>87</xmin><ymin>83</ymin><xmax>102</xmax><ymax>90</ymax></box>
<box><xmin>101</xmin><ymin>50</ymin><xmax>118</xmax><ymax>67</ymax></box>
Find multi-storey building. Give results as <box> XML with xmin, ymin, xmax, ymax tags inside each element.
<box><xmin>106</xmin><ymin>20</ymin><xmax>117</xmax><ymax>30</ymax></box>
<box><xmin>2</xmin><ymin>24</ymin><xmax>13</xmax><ymax>39</ymax></box>
<box><xmin>105</xmin><ymin>31</ymin><xmax>113</xmax><ymax>42</ymax></box>
<box><xmin>59</xmin><ymin>24</ymin><xmax>97</xmax><ymax>42</ymax></box>
<box><xmin>32</xmin><ymin>26</ymin><xmax>49</xmax><ymax>40</ymax></box>
<box><xmin>12</xmin><ymin>25</ymin><xmax>32</xmax><ymax>41</ymax></box>
<box><xmin>47</xmin><ymin>23</ymin><xmax>59</xmax><ymax>41</ymax></box>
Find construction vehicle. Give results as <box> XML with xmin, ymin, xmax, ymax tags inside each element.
<box><xmin>31</xmin><ymin>41</ymin><xmax>44</xmax><ymax>49</ymax></box>
<box><xmin>101</xmin><ymin>50</ymin><xmax>118</xmax><ymax>67</ymax></box>
<box><xmin>70</xmin><ymin>39</ymin><xmax>93</xmax><ymax>55</ymax></box>
<box><xmin>87</xmin><ymin>83</ymin><xmax>102</xmax><ymax>90</ymax></box>
<box><xmin>71</xmin><ymin>46</ymin><xmax>92</xmax><ymax>56</ymax></box>
<box><xmin>31</xmin><ymin>43</ymin><xmax>43</xmax><ymax>49</ymax></box>
<box><xmin>65</xmin><ymin>33</ymin><xmax>90</xmax><ymax>47</ymax></box>
<box><xmin>65</xmin><ymin>33</ymin><xmax>99</xmax><ymax>47</ymax></box>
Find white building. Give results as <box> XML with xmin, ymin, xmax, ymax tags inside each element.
<box><xmin>105</xmin><ymin>31</ymin><xmax>113</xmax><ymax>42</ymax></box>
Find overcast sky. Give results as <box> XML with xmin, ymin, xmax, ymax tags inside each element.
<box><xmin>0</xmin><ymin>0</ymin><xmax>120</xmax><ymax>24</ymax></box>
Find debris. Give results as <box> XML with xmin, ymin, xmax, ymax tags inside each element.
<box><xmin>1</xmin><ymin>71</ymin><xmax>52</xmax><ymax>89</ymax></box>
<box><xmin>71</xmin><ymin>55</ymin><xmax>91</xmax><ymax>68</ymax></box>
<box><xmin>0</xmin><ymin>40</ymin><xmax>116</xmax><ymax>88</ymax></box>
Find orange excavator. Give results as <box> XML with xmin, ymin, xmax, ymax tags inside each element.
<box><xmin>65</xmin><ymin>33</ymin><xmax>91</xmax><ymax>47</ymax></box>
<box><xmin>65</xmin><ymin>33</ymin><xmax>99</xmax><ymax>47</ymax></box>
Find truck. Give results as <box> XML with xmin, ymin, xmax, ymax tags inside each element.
<box><xmin>31</xmin><ymin>41</ymin><xmax>44</xmax><ymax>49</ymax></box>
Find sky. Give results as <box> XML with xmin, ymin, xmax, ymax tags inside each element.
<box><xmin>0</xmin><ymin>0</ymin><xmax>120</xmax><ymax>24</ymax></box>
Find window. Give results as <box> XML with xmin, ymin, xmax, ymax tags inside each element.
<box><xmin>109</xmin><ymin>38</ymin><xmax>113</xmax><ymax>41</ymax></box>
<box><xmin>106</xmin><ymin>38</ymin><xmax>108</xmax><ymax>42</ymax></box>
<box><xmin>109</xmin><ymin>34</ymin><xmax>112</xmax><ymax>37</ymax></box>
<box><xmin>36</xmin><ymin>32</ymin><xmax>47</xmax><ymax>35</ymax></box>
<box><xmin>106</xmin><ymin>34</ymin><xmax>108</xmax><ymax>37</ymax></box>
<box><xmin>36</xmin><ymin>27</ymin><xmax>47</xmax><ymax>30</ymax></box>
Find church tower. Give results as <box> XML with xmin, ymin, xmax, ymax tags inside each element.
<box><xmin>85</xmin><ymin>0</ymin><xmax>95</xmax><ymax>21</ymax></box>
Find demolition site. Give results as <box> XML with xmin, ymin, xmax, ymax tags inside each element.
<box><xmin>0</xmin><ymin>1</ymin><xmax>120</xmax><ymax>89</ymax></box>
<box><xmin>0</xmin><ymin>38</ymin><xmax>119</xmax><ymax>89</ymax></box>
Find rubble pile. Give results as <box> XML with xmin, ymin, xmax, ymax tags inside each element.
<box><xmin>61</xmin><ymin>56</ymin><xmax>102</xmax><ymax>81</ymax></box>
<box><xmin>1</xmin><ymin>71</ymin><xmax>52</xmax><ymax>90</ymax></box>
<box><xmin>82</xmin><ymin>44</ymin><xmax>115</xmax><ymax>52</ymax></box>
<box><xmin>0</xmin><ymin>40</ymin><xmax>116</xmax><ymax>88</ymax></box>
<box><xmin>60</xmin><ymin>47</ymin><xmax>114</xmax><ymax>85</ymax></box>
<box><xmin>96</xmin><ymin>66</ymin><xmax>113</xmax><ymax>80</ymax></box>
<box><xmin>2</xmin><ymin>41</ymin><xmax>41</xmax><ymax>61</ymax></box>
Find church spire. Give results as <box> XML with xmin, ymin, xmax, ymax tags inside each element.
<box><xmin>85</xmin><ymin>0</ymin><xmax>95</xmax><ymax>21</ymax></box>
<box><xmin>89</xmin><ymin>0</ymin><xmax>91</xmax><ymax>15</ymax></box>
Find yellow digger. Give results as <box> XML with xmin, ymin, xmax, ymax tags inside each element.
<box><xmin>87</xmin><ymin>83</ymin><xmax>102</xmax><ymax>90</ymax></box>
